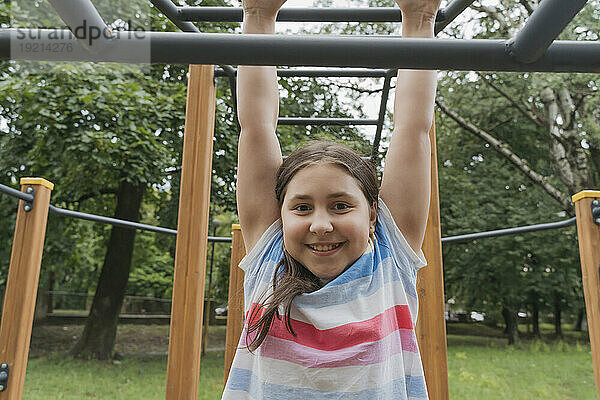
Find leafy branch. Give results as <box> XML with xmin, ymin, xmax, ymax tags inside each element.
<box><xmin>476</xmin><ymin>73</ymin><xmax>544</xmax><ymax>127</ymax></box>
<box><xmin>436</xmin><ymin>99</ymin><xmax>572</xmax><ymax>213</ymax></box>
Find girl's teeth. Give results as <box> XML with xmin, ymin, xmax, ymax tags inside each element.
<box><xmin>310</xmin><ymin>244</ymin><xmax>339</xmax><ymax>251</ymax></box>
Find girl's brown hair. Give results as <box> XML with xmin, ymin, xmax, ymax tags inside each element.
<box><xmin>245</xmin><ymin>141</ymin><xmax>379</xmax><ymax>351</ymax></box>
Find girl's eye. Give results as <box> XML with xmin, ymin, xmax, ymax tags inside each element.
<box><xmin>293</xmin><ymin>204</ymin><xmax>311</xmax><ymax>212</ymax></box>
<box><xmin>333</xmin><ymin>203</ymin><xmax>350</xmax><ymax>211</ymax></box>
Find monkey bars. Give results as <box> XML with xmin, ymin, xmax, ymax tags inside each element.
<box><xmin>2</xmin><ymin>31</ymin><xmax>599</xmax><ymax>72</ymax></box>
<box><xmin>1</xmin><ymin>0</ymin><xmax>599</xmax><ymax>400</ymax></box>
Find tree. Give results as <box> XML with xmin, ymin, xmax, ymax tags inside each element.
<box><xmin>0</xmin><ymin>61</ymin><xmax>189</xmax><ymax>358</ymax></box>
<box><xmin>434</xmin><ymin>1</ymin><xmax>597</xmax><ymax>342</ymax></box>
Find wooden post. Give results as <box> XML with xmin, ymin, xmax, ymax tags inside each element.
<box><xmin>416</xmin><ymin>120</ymin><xmax>449</xmax><ymax>400</ymax></box>
<box><xmin>0</xmin><ymin>178</ymin><xmax>53</xmax><ymax>400</ymax></box>
<box><xmin>572</xmin><ymin>190</ymin><xmax>600</xmax><ymax>399</ymax></box>
<box><xmin>165</xmin><ymin>64</ymin><xmax>216</xmax><ymax>400</ymax></box>
<box><xmin>223</xmin><ymin>224</ymin><xmax>246</xmax><ymax>385</ymax></box>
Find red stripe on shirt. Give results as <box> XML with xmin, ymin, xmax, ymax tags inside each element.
<box><xmin>245</xmin><ymin>303</ymin><xmax>414</xmax><ymax>351</ymax></box>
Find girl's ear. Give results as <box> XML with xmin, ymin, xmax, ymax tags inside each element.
<box><xmin>369</xmin><ymin>201</ymin><xmax>378</xmax><ymax>232</ymax></box>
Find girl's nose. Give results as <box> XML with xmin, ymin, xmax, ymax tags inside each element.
<box><xmin>309</xmin><ymin>211</ymin><xmax>333</xmax><ymax>236</ymax></box>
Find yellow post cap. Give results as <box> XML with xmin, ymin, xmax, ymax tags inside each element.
<box><xmin>571</xmin><ymin>190</ymin><xmax>600</xmax><ymax>203</ymax></box>
<box><xmin>20</xmin><ymin>177</ymin><xmax>54</xmax><ymax>191</ymax></box>
<box><xmin>232</xmin><ymin>224</ymin><xmax>241</xmax><ymax>230</ymax></box>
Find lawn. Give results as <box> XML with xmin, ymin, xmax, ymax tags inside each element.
<box><xmin>446</xmin><ymin>335</ymin><xmax>595</xmax><ymax>399</ymax></box>
<box><xmin>19</xmin><ymin>323</ymin><xmax>596</xmax><ymax>399</ymax></box>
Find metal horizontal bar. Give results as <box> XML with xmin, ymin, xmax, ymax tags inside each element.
<box><xmin>48</xmin><ymin>204</ymin><xmax>232</xmax><ymax>242</ymax></box>
<box><xmin>49</xmin><ymin>204</ymin><xmax>178</xmax><ymax>235</ymax></box>
<box><xmin>3</xmin><ymin>30</ymin><xmax>599</xmax><ymax>72</ymax></box>
<box><xmin>442</xmin><ymin>217</ymin><xmax>576</xmax><ymax>244</ymax></box>
<box><xmin>178</xmin><ymin>7</ymin><xmax>442</xmax><ymax>23</ymax></box>
<box><xmin>506</xmin><ymin>0</ymin><xmax>588</xmax><ymax>64</ymax></box>
<box><xmin>282</xmin><ymin>155</ymin><xmax>371</xmax><ymax>160</ymax></box>
<box><xmin>278</xmin><ymin>118</ymin><xmax>378</xmax><ymax>126</ymax></box>
<box><xmin>4</xmin><ymin>182</ymin><xmax>576</xmax><ymax>244</ymax></box>
<box><xmin>48</xmin><ymin>290</ymin><xmax>90</xmax><ymax>298</ymax></box>
<box><xmin>49</xmin><ymin>290</ymin><xmax>173</xmax><ymax>302</ymax></box>
<box><xmin>0</xmin><ymin>183</ymin><xmax>34</xmax><ymax>203</ymax></box>
<box><xmin>215</xmin><ymin>67</ymin><xmax>388</xmax><ymax>78</ymax></box>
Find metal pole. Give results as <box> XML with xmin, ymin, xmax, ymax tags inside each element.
<box><xmin>3</xmin><ymin>30</ymin><xmax>600</xmax><ymax>72</ymax></box>
<box><xmin>46</xmin><ymin>0</ymin><xmax>111</xmax><ymax>52</ymax></box>
<box><xmin>506</xmin><ymin>0</ymin><xmax>589</xmax><ymax>63</ymax></box>
<box><xmin>0</xmin><ymin>183</ymin><xmax>34</xmax><ymax>203</ymax></box>
<box><xmin>442</xmin><ymin>217</ymin><xmax>576</xmax><ymax>243</ymax></box>
<box><xmin>370</xmin><ymin>70</ymin><xmax>394</xmax><ymax>163</ymax></box>
<box><xmin>46</xmin><ymin>0</ymin><xmax>108</xmax><ymax>32</ymax></box>
<box><xmin>47</xmin><ymin>204</ymin><xmax>232</xmax><ymax>241</ymax></box>
<box><xmin>149</xmin><ymin>0</ymin><xmax>199</xmax><ymax>33</ymax></box>
<box><xmin>178</xmin><ymin>7</ymin><xmax>445</xmax><ymax>23</ymax></box>
<box><xmin>215</xmin><ymin>68</ymin><xmax>388</xmax><ymax>78</ymax></box>
<box><xmin>278</xmin><ymin>117</ymin><xmax>378</xmax><ymax>126</ymax></box>
<box><xmin>48</xmin><ymin>204</ymin><xmax>178</xmax><ymax>236</ymax></box>
<box><xmin>435</xmin><ymin>0</ymin><xmax>476</xmax><ymax>34</ymax></box>
<box><xmin>215</xmin><ymin>68</ymin><xmax>386</xmax><ymax>130</ymax></box>
<box><xmin>208</xmin><ymin>220</ymin><xmax>221</xmax><ymax>294</ymax></box>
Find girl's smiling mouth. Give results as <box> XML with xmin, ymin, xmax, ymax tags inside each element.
<box><xmin>306</xmin><ymin>242</ymin><xmax>344</xmax><ymax>255</ymax></box>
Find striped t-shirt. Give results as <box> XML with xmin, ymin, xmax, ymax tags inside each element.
<box><xmin>223</xmin><ymin>198</ymin><xmax>428</xmax><ymax>399</ymax></box>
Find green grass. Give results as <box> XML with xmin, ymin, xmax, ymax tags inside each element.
<box><xmin>20</xmin><ymin>323</ymin><xmax>596</xmax><ymax>399</ymax></box>
<box><xmin>24</xmin><ymin>352</ymin><xmax>225</xmax><ymax>399</ymax></box>
<box><xmin>447</xmin><ymin>335</ymin><xmax>595</xmax><ymax>400</ymax></box>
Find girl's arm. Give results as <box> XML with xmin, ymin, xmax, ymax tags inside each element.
<box><xmin>379</xmin><ymin>0</ymin><xmax>441</xmax><ymax>253</ymax></box>
<box><xmin>236</xmin><ymin>1</ymin><xmax>286</xmax><ymax>252</ymax></box>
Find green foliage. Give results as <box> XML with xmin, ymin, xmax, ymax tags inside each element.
<box><xmin>433</xmin><ymin>1</ymin><xmax>599</xmax><ymax>325</ymax></box>
<box><xmin>128</xmin><ymin>231</ymin><xmax>175</xmax><ymax>299</ymax></box>
<box><xmin>0</xmin><ymin>0</ymin><xmax>371</xmax><ymax>311</ymax></box>
<box><xmin>437</xmin><ymin>97</ymin><xmax>582</xmax><ymax>318</ymax></box>
<box><xmin>0</xmin><ymin>61</ymin><xmax>187</xmax><ymax>296</ymax></box>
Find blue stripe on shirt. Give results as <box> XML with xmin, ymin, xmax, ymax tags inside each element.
<box><xmin>226</xmin><ymin>367</ymin><xmax>428</xmax><ymax>400</ymax></box>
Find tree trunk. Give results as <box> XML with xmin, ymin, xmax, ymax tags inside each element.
<box><xmin>502</xmin><ymin>307</ymin><xmax>519</xmax><ymax>345</ymax></box>
<box><xmin>540</xmin><ymin>86</ymin><xmax>592</xmax><ymax>195</ymax></box>
<box><xmin>71</xmin><ymin>180</ymin><xmax>145</xmax><ymax>360</ymax></box>
<box><xmin>532</xmin><ymin>300</ymin><xmax>541</xmax><ymax>338</ymax></box>
<box><xmin>574</xmin><ymin>308</ymin><xmax>585</xmax><ymax>332</ymax></box>
<box><xmin>34</xmin><ymin>275</ymin><xmax>50</xmax><ymax>324</ymax></box>
<box><xmin>554</xmin><ymin>299</ymin><xmax>563</xmax><ymax>338</ymax></box>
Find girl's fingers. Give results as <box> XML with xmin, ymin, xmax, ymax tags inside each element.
<box><xmin>242</xmin><ymin>0</ymin><xmax>288</xmax><ymax>16</ymax></box>
<box><xmin>394</xmin><ymin>0</ymin><xmax>441</xmax><ymax>17</ymax></box>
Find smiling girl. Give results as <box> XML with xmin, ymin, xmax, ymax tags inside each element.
<box><xmin>223</xmin><ymin>0</ymin><xmax>440</xmax><ymax>398</ymax></box>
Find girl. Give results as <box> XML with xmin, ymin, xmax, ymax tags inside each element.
<box><xmin>224</xmin><ymin>0</ymin><xmax>440</xmax><ymax>398</ymax></box>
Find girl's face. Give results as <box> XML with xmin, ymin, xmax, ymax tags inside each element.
<box><xmin>280</xmin><ymin>163</ymin><xmax>377</xmax><ymax>281</ymax></box>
